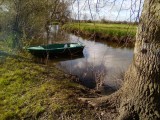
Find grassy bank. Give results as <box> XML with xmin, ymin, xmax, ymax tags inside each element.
<box><xmin>63</xmin><ymin>23</ymin><xmax>137</xmax><ymax>45</ymax></box>
<box><xmin>0</xmin><ymin>56</ymin><xmax>102</xmax><ymax>120</ymax></box>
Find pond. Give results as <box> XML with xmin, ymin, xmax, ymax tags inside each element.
<box><xmin>33</xmin><ymin>25</ymin><xmax>134</xmax><ymax>93</ymax></box>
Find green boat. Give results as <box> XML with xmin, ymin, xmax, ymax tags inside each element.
<box><xmin>27</xmin><ymin>43</ymin><xmax>84</xmax><ymax>58</ymax></box>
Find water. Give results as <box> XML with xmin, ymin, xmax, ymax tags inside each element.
<box><xmin>57</xmin><ymin>34</ymin><xmax>133</xmax><ymax>90</ymax></box>
<box><xmin>33</xmin><ymin>25</ymin><xmax>134</xmax><ymax>92</ymax></box>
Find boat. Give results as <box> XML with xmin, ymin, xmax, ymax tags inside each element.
<box><xmin>27</xmin><ymin>43</ymin><xmax>84</xmax><ymax>58</ymax></box>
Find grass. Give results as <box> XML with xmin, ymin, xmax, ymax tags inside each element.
<box><xmin>63</xmin><ymin>23</ymin><xmax>137</xmax><ymax>44</ymax></box>
<box><xmin>0</xmin><ymin>57</ymin><xmax>101</xmax><ymax>120</ymax></box>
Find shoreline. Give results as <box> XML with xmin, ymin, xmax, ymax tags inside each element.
<box><xmin>0</xmin><ymin>55</ymin><xmax>107</xmax><ymax>119</ymax></box>
<box><xmin>62</xmin><ymin>23</ymin><xmax>136</xmax><ymax>47</ymax></box>
<box><xmin>0</xmin><ymin>30</ymin><xmax>123</xmax><ymax>119</ymax></box>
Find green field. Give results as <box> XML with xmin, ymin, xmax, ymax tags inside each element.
<box><xmin>63</xmin><ymin>23</ymin><xmax>137</xmax><ymax>43</ymax></box>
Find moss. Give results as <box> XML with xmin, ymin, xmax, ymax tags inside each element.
<box><xmin>0</xmin><ymin>57</ymin><xmax>100</xmax><ymax>119</ymax></box>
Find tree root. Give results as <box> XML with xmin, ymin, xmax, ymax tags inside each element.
<box><xmin>79</xmin><ymin>90</ymin><xmax>122</xmax><ymax>107</ymax></box>
<box><xmin>78</xmin><ymin>90</ymin><xmax>123</xmax><ymax>119</ymax></box>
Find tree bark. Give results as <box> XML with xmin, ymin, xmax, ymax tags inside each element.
<box><xmin>118</xmin><ymin>0</ymin><xmax>160</xmax><ymax>119</ymax></box>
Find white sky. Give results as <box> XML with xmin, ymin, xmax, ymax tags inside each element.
<box><xmin>70</xmin><ymin>0</ymin><xmax>144</xmax><ymax>21</ymax></box>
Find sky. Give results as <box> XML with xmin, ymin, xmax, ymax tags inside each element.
<box><xmin>70</xmin><ymin>0</ymin><xmax>144</xmax><ymax>22</ymax></box>
<box><xmin>0</xmin><ymin>0</ymin><xmax>143</xmax><ymax>22</ymax></box>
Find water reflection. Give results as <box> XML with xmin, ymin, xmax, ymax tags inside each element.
<box><xmin>57</xmin><ymin>34</ymin><xmax>133</xmax><ymax>90</ymax></box>
<box><xmin>32</xmin><ymin>25</ymin><xmax>133</xmax><ymax>91</ymax></box>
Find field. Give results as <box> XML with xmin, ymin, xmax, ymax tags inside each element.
<box><xmin>63</xmin><ymin>23</ymin><xmax>137</xmax><ymax>44</ymax></box>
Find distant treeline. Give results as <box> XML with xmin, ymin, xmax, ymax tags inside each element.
<box><xmin>71</xmin><ymin>19</ymin><xmax>138</xmax><ymax>25</ymax></box>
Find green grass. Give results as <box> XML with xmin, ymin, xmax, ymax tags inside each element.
<box><xmin>0</xmin><ymin>58</ymin><xmax>100</xmax><ymax>120</ymax></box>
<box><xmin>63</xmin><ymin>23</ymin><xmax>137</xmax><ymax>42</ymax></box>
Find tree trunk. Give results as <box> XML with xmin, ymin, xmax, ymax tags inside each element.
<box><xmin>12</xmin><ymin>15</ymin><xmax>22</xmax><ymax>49</ymax></box>
<box><xmin>12</xmin><ymin>0</ymin><xmax>23</xmax><ymax>50</ymax></box>
<box><xmin>118</xmin><ymin>0</ymin><xmax>160</xmax><ymax>119</ymax></box>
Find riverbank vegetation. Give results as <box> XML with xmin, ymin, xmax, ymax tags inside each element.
<box><xmin>63</xmin><ymin>23</ymin><xmax>137</xmax><ymax>46</ymax></box>
<box><xmin>0</xmin><ymin>56</ymin><xmax>105</xmax><ymax>119</ymax></box>
<box><xmin>0</xmin><ymin>35</ymin><xmax>104</xmax><ymax>119</ymax></box>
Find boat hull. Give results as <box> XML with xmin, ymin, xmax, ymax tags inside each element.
<box><xmin>27</xmin><ymin>43</ymin><xmax>84</xmax><ymax>58</ymax></box>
